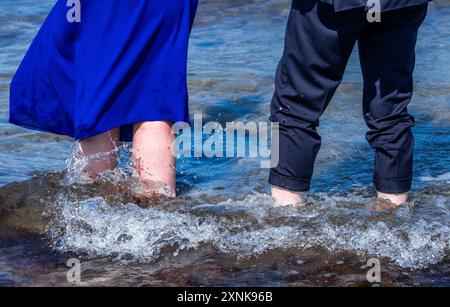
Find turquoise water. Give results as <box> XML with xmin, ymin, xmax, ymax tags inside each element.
<box><xmin>0</xmin><ymin>0</ymin><xmax>449</xmax><ymax>286</ymax></box>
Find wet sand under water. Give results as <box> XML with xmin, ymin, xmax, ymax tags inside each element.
<box><xmin>0</xmin><ymin>0</ymin><xmax>450</xmax><ymax>286</ymax></box>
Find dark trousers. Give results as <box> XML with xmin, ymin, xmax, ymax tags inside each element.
<box><xmin>269</xmin><ymin>0</ymin><xmax>428</xmax><ymax>193</ymax></box>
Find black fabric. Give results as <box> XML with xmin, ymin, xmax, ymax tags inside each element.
<box><xmin>269</xmin><ymin>1</ymin><xmax>428</xmax><ymax>193</ymax></box>
<box><xmin>319</xmin><ymin>0</ymin><xmax>431</xmax><ymax>12</ymax></box>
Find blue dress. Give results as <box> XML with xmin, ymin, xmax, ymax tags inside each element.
<box><xmin>9</xmin><ymin>0</ymin><xmax>198</xmax><ymax>141</ymax></box>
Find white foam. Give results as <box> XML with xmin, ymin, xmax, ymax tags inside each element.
<box><xmin>49</xmin><ymin>197</ymin><xmax>218</xmax><ymax>261</ymax></box>
<box><xmin>48</xmin><ymin>193</ymin><xmax>450</xmax><ymax>270</ymax></box>
<box><xmin>313</xmin><ymin>220</ymin><xmax>450</xmax><ymax>269</ymax></box>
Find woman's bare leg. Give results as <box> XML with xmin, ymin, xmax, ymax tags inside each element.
<box><xmin>271</xmin><ymin>186</ymin><xmax>306</xmax><ymax>207</ymax></box>
<box><xmin>132</xmin><ymin>121</ymin><xmax>176</xmax><ymax>199</ymax></box>
<box><xmin>79</xmin><ymin>129</ymin><xmax>119</xmax><ymax>178</ymax></box>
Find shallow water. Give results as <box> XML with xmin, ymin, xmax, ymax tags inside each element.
<box><xmin>0</xmin><ymin>0</ymin><xmax>449</xmax><ymax>287</ymax></box>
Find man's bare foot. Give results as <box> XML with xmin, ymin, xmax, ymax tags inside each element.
<box><xmin>271</xmin><ymin>186</ymin><xmax>306</xmax><ymax>207</ymax></box>
<box><xmin>377</xmin><ymin>191</ymin><xmax>409</xmax><ymax>206</ymax></box>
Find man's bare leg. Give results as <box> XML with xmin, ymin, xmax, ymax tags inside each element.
<box><xmin>132</xmin><ymin>121</ymin><xmax>176</xmax><ymax>199</ymax></box>
<box><xmin>271</xmin><ymin>186</ymin><xmax>306</xmax><ymax>207</ymax></box>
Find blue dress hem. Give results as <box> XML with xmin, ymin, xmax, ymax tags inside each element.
<box><xmin>9</xmin><ymin>115</ymin><xmax>190</xmax><ymax>142</ymax></box>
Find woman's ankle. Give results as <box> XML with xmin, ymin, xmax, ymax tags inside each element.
<box><xmin>78</xmin><ymin>129</ymin><xmax>119</xmax><ymax>178</ymax></box>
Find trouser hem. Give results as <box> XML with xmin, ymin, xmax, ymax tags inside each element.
<box><xmin>374</xmin><ymin>176</ymin><xmax>412</xmax><ymax>194</ymax></box>
<box><xmin>269</xmin><ymin>171</ymin><xmax>311</xmax><ymax>192</ymax></box>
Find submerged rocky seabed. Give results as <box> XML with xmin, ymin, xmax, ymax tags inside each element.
<box><xmin>1</xmin><ymin>0</ymin><xmax>450</xmax><ymax>286</ymax></box>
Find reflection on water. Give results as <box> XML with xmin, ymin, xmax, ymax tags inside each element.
<box><xmin>0</xmin><ymin>0</ymin><xmax>449</xmax><ymax>286</ymax></box>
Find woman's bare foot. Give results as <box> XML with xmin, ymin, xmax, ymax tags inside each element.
<box><xmin>132</xmin><ymin>121</ymin><xmax>176</xmax><ymax>199</ymax></box>
<box><xmin>377</xmin><ymin>191</ymin><xmax>409</xmax><ymax>206</ymax></box>
<box><xmin>271</xmin><ymin>186</ymin><xmax>306</xmax><ymax>207</ymax></box>
<box><xmin>79</xmin><ymin>129</ymin><xmax>119</xmax><ymax>178</ymax></box>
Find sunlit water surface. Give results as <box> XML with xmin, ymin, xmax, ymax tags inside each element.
<box><xmin>0</xmin><ymin>0</ymin><xmax>449</xmax><ymax>286</ymax></box>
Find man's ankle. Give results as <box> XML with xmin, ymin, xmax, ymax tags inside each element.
<box><xmin>271</xmin><ymin>186</ymin><xmax>306</xmax><ymax>207</ymax></box>
<box><xmin>377</xmin><ymin>191</ymin><xmax>409</xmax><ymax>206</ymax></box>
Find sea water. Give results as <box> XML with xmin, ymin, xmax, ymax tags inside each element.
<box><xmin>0</xmin><ymin>0</ymin><xmax>449</xmax><ymax>286</ymax></box>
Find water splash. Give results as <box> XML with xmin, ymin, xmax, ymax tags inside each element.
<box><xmin>63</xmin><ymin>142</ymin><xmax>175</xmax><ymax>198</ymax></box>
<box><xmin>48</xmin><ymin>197</ymin><xmax>218</xmax><ymax>262</ymax></box>
<box><xmin>46</xmin><ymin>190</ymin><xmax>450</xmax><ymax>270</ymax></box>
<box><xmin>64</xmin><ymin>141</ymin><xmax>125</xmax><ymax>186</ymax></box>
